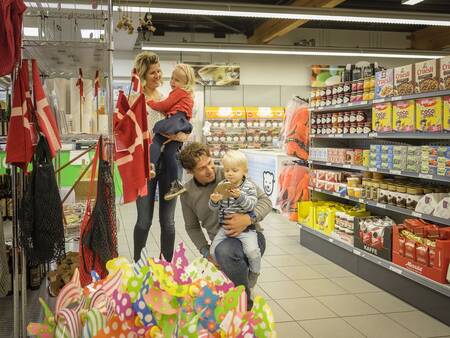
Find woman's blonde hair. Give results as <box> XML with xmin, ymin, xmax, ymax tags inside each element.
<box><xmin>222</xmin><ymin>150</ymin><xmax>248</xmax><ymax>172</ymax></box>
<box><xmin>134</xmin><ymin>51</ymin><xmax>161</xmax><ymax>88</ymax></box>
<box><xmin>174</xmin><ymin>63</ymin><xmax>196</xmax><ymax>97</ymax></box>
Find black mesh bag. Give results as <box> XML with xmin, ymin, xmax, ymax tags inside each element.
<box><xmin>19</xmin><ymin>136</ymin><xmax>65</xmax><ymax>265</ymax></box>
<box><xmin>81</xmin><ymin>137</ymin><xmax>117</xmax><ymax>271</ymax></box>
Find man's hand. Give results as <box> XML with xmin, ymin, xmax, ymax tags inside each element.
<box><xmin>210</xmin><ymin>192</ymin><xmax>223</xmax><ymax>203</ymax></box>
<box><xmin>223</xmin><ymin>213</ymin><xmax>252</xmax><ymax>237</ymax></box>
<box><xmin>228</xmin><ymin>188</ymin><xmax>241</xmax><ymax>199</ymax></box>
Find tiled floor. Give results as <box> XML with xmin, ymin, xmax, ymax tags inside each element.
<box><xmin>115</xmin><ymin>203</ymin><xmax>450</xmax><ymax>337</ymax></box>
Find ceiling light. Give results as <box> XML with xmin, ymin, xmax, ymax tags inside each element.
<box><xmin>402</xmin><ymin>0</ymin><xmax>425</xmax><ymax>5</ymax></box>
<box><xmin>24</xmin><ymin>27</ymin><xmax>39</xmax><ymax>37</ymax></box>
<box><xmin>23</xmin><ymin>1</ymin><xmax>450</xmax><ymax>27</ymax></box>
<box><xmin>80</xmin><ymin>29</ymin><xmax>104</xmax><ymax>39</ymax></box>
<box><xmin>142</xmin><ymin>42</ymin><xmax>446</xmax><ymax>59</ymax></box>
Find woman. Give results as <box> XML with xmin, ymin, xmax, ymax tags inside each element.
<box><xmin>132</xmin><ymin>51</ymin><xmax>179</xmax><ymax>262</ymax></box>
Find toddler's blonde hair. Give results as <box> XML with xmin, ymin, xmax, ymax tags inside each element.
<box><xmin>222</xmin><ymin>150</ymin><xmax>248</xmax><ymax>172</ymax></box>
<box><xmin>175</xmin><ymin>63</ymin><xmax>196</xmax><ymax>97</ymax></box>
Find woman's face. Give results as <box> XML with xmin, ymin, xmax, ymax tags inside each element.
<box><xmin>145</xmin><ymin>62</ymin><xmax>162</xmax><ymax>89</ymax></box>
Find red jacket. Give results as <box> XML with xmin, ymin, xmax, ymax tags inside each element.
<box><xmin>114</xmin><ymin>92</ymin><xmax>151</xmax><ymax>203</ymax></box>
<box><xmin>147</xmin><ymin>87</ymin><xmax>193</xmax><ymax>120</ymax></box>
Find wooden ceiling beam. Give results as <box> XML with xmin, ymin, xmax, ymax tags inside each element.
<box><xmin>411</xmin><ymin>26</ymin><xmax>450</xmax><ymax>51</ymax></box>
<box><xmin>248</xmin><ymin>0</ymin><xmax>347</xmax><ymax>44</ymax></box>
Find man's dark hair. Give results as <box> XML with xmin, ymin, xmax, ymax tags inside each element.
<box><xmin>179</xmin><ymin>142</ymin><xmax>211</xmax><ymax>170</ymax></box>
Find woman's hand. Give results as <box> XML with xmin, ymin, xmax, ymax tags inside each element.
<box><xmin>223</xmin><ymin>213</ymin><xmax>251</xmax><ymax>237</ymax></box>
<box><xmin>210</xmin><ymin>192</ymin><xmax>223</xmax><ymax>203</ymax></box>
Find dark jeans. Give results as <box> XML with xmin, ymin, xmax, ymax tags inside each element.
<box><xmin>133</xmin><ymin>155</ymin><xmax>179</xmax><ymax>262</ymax></box>
<box><xmin>215</xmin><ymin>232</ymin><xmax>266</xmax><ymax>308</ymax></box>
<box><xmin>150</xmin><ymin>133</ymin><xmax>182</xmax><ymax>183</ymax></box>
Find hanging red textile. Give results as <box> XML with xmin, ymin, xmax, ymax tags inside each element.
<box><xmin>76</xmin><ymin>68</ymin><xmax>84</xmax><ymax>100</ymax></box>
<box><xmin>32</xmin><ymin>59</ymin><xmax>61</xmax><ymax>158</ymax></box>
<box><xmin>131</xmin><ymin>68</ymin><xmax>142</xmax><ymax>93</ymax></box>
<box><xmin>6</xmin><ymin>61</ymin><xmax>33</xmax><ymax>170</ymax></box>
<box><xmin>114</xmin><ymin>91</ymin><xmax>151</xmax><ymax>203</ymax></box>
<box><xmin>94</xmin><ymin>70</ymin><xmax>100</xmax><ymax>97</ymax></box>
<box><xmin>0</xmin><ymin>0</ymin><xmax>27</xmax><ymax>76</ymax></box>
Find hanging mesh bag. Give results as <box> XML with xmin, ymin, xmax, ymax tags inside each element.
<box><xmin>19</xmin><ymin>136</ymin><xmax>65</xmax><ymax>265</ymax></box>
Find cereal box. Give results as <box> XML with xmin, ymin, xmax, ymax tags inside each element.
<box><xmin>416</xmin><ymin>97</ymin><xmax>443</xmax><ymax>132</ymax></box>
<box><xmin>439</xmin><ymin>55</ymin><xmax>450</xmax><ymax>90</ymax></box>
<box><xmin>394</xmin><ymin>64</ymin><xmax>415</xmax><ymax>96</ymax></box>
<box><xmin>444</xmin><ymin>96</ymin><xmax>450</xmax><ymax>132</ymax></box>
<box><xmin>415</xmin><ymin>59</ymin><xmax>439</xmax><ymax>93</ymax></box>
<box><xmin>372</xmin><ymin>102</ymin><xmax>392</xmax><ymax>132</ymax></box>
<box><xmin>375</xmin><ymin>69</ymin><xmax>394</xmax><ymax>99</ymax></box>
<box><xmin>393</xmin><ymin>100</ymin><xmax>415</xmax><ymax>132</ymax></box>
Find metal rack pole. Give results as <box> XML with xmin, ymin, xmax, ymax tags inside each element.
<box><xmin>11</xmin><ymin>166</ymin><xmax>19</xmax><ymax>338</ymax></box>
<box><xmin>106</xmin><ymin>0</ymin><xmax>115</xmax><ymax>164</ymax></box>
<box><xmin>19</xmin><ymin>171</ymin><xmax>27</xmax><ymax>337</ymax></box>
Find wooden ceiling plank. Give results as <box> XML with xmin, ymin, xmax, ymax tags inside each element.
<box><xmin>412</xmin><ymin>26</ymin><xmax>450</xmax><ymax>50</ymax></box>
<box><xmin>248</xmin><ymin>0</ymin><xmax>347</xmax><ymax>44</ymax></box>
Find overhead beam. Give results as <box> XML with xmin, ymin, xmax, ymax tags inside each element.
<box><xmin>248</xmin><ymin>0</ymin><xmax>347</xmax><ymax>44</ymax></box>
<box><xmin>412</xmin><ymin>26</ymin><xmax>450</xmax><ymax>50</ymax></box>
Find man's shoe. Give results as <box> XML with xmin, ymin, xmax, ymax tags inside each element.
<box><xmin>164</xmin><ymin>180</ymin><xmax>187</xmax><ymax>201</ymax></box>
<box><xmin>248</xmin><ymin>271</ymin><xmax>260</xmax><ymax>289</ymax></box>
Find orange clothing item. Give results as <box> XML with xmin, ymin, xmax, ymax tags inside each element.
<box><xmin>147</xmin><ymin>87</ymin><xmax>193</xmax><ymax>120</ymax></box>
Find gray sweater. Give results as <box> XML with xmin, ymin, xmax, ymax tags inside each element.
<box><xmin>180</xmin><ymin>168</ymin><xmax>272</xmax><ymax>253</ymax></box>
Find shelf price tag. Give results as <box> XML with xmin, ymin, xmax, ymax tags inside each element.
<box><xmin>348</xmin><ymin>103</ymin><xmax>354</xmax><ymax>107</ymax></box>
<box><xmin>392</xmin><ymin>96</ymin><xmax>403</xmax><ymax>101</ymax></box>
<box><xmin>412</xmin><ymin>212</ymin><xmax>422</xmax><ymax>218</ymax></box>
<box><xmin>335</xmin><ymin>104</ymin><xmax>342</xmax><ymax>108</ymax></box>
<box><xmin>332</xmin><ymin>192</ymin><xmax>340</xmax><ymax>197</ymax></box>
<box><xmin>369</xmin><ymin>168</ymin><xmax>378</xmax><ymax>172</ymax></box>
<box><xmin>419</xmin><ymin>173</ymin><xmax>433</xmax><ymax>179</ymax></box>
<box><xmin>369</xmin><ymin>132</ymin><xmax>377</xmax><ymax>137</ymax></box>
<box><xmin>360</xmin><ymin>101</ymin><xmax>368</xmax><ymax>105</ymax></box>
<box><xmin>376</xmin><ymin>203</ymin><xmax>387</xmax><ymax>209</ymax></box>
<box><xmin>389</xmin><ymin>265</ymin><xmax>403</xmax><ymax>275</ymax></box>
<box><xmin>329</xmin><ymin>134</ymin><xmax>335</xmax><ymax>138</ymax></box>
<box><xmin>353</xmin><ymin>249</ymin><xmax>361</xmax><ymax>256</ymax></box>
<box><xmin>334</xmin><ymin>134</ymin><xmax>343</xmax><ymax>138</ymax></box>
<box><xmin>373</xmin><ymin>98</ymin><xmax>385</xmax><ymax>104</ymax></box>
<box><xmin>328</xmin><ymin>237</ymin><xmax>334</xmax><ymax>243</ymax></box>
<box><xmin>343</xmin><ymin>164</ymin><xmax>351</xmax><ymax>169</ymax></box>
<box><xmin>358</xmin><ymin>198</ymin><xmax>365</xmax><ymax>203</ymax></box>
<box><xmin>326</xmin><ymin>162</ymin><xmax>332</xmax><ymax>166</ymax></box>
<box><xmin>390</xmin><ymin>170</ymin><xmax>401</xmax><ymax>175</ymax></box>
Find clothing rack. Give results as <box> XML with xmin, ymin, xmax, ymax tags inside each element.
<box><xmin>10</xmin><ymin>0</ymin><xmax>115</xmax><ymax>336</ymax></box>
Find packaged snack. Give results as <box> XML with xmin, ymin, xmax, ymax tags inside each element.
<box><xmin>439</xmin><ymin>55</ymin><xmax>450</xmax><ymax>90</ymax></box>
<box><xmin>394</xmin><ymin>64</ymin><xmax>415</xmax><ymax>96</ymax></box>
<box><xmin>375</xmin><ymin>69</ymin><xmax>394</xmax><ymax>99</ymax></box>
<box><xmin>444</xmin><ymin>96</ymin><xmax>450</xmax><ymax>132</ymax></box>
<box><xmin>372</xmin><ymin>102</ymin><xmax>393</xmax><ymax>132</ymax></box>
<box><xmin>415</xmin><ymin>59</ymin><xmax>439</xmax><ymax>93</ymax></box>
<box><xmin>416</xmin><ymin>97</ymin><xmax>443</xmax><ymax>132</ymax></box>
<box><xmin>393</xmin><ymin>100</ymin><xmax>416</xmax><ymax>132</ymax></box>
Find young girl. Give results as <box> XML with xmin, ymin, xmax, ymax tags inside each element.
<box><xmin>208</xmin><ymin>150</ymin><xmax>261</xmax><ymax>289</ymax></box>
<box><xmin>147</xmin><ymin>63</ymin><xmax>195</xmax><ymax>201</ymax></box>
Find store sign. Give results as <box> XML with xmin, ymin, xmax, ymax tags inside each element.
<box><xmin>189</xmin><ymin>63</ymin><xmax>240</xmax><ymax>86</ymax></box>
<box><xmin>311</xmin><ymin>64</ymin><xmax>345</xmax><ymax>88</ymax></box>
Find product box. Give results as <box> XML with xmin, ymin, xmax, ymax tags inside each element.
<box><xmin>394</xmin><ymin>64</ymin><xmax>415</xmax><ymax>96</ymax></box>
<box><xmin>416</xmin><ymin>97</ymin><xmax>443</xmax><ymax>132</ymax></box>
<box><xmin>393</xmin><ymin>100</ymin><xmax>416</xmax><ymax>132</ymax></box>
<box><xmin>375</xmin><ymin>69</ymin><xmax>394</xmax><ymax>99</ymax></box>
<box><xmin>439</xmin><ymin>55</ymin><xmax>450</xmax><ymax>90</ymax></box>
<box><xmin>415</xmin><ymin>59</ymin><xmax>440</xmax><ymax>93</ymax></box>
<box><xmin>437</xmin><ymin>146</ymin><xmax>450</xmax><ymax>177</ymax></box>
<box><xmin>443</xmin><ymin>96</ymin><xmax>450</xmax><ymax>132</ymax></box>
<box><xmin>354</xmin><ymin>217</ymin><xmax>393</xmax><ymax>261</ymax></box>
<box><xmin>372</xmin><ymin>102</ymin><xmax>393</xmax><ymax>132</ymax></box>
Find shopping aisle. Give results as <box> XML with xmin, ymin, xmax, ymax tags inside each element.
<box><xmin>117</xmin><ymin>203</ymin><xmax>450</xmax><ymax>338</ymax></box>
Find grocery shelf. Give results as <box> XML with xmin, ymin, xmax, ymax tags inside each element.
<box><xmin>311</xmin><ymin>101</ymin><xmax>372</xmax><ymax>113</ymax></box>
<box><xmin>298</xmin><ymin>223</ymin><xmax>450</xmax><ymax>298</ymax></box>
<box><xmin>311</xmin><ymin>134</ymin><xmax>371</xmax><ymax>139</ymax></box>
<box><xmin>309</xmin><ymin>186</ymin><xmax>450</xmax><ymax>226</ymax></box>
<box><xmin>311</xmin><ymin>132</ymin><xmax>450</xmax><ymax>140</ymax></box>
<box><xmin>309</xmin><ymin>160</ymin><xmax>450</xmax><ymax>183</ymax></box>
<box><xmin>372</xmin><ymin>89</ymin><xmax>450</xmax><ymax>104</ymax></box>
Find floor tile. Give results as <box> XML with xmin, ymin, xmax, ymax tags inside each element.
<box><xmin>317</xmin><ymin>294</ymin><xmax>379</xmax><ymax>316</ymax></box>
<box><xmin>264</xmin><ymin>245</ymin><xmax>288</xmax><ymax>256</ymax></box>
<box><xmin>264</xmin><ymin>255</ymin><xmax>305</xmax><ymax>267</ymax></box>
<box><xmin>344</xmin><ymin>314</ymin><xmax>419</xmax><ymax>338</ymax></box>
<box><xmin>274</xmin><ymin>322</ymin><xmax>311</xmax><ymax>338</ymax></box>
<box><xmin>356</xmin><ymin>292</ymin><xmax>415</xmax><ymax>313</ymax></box>
<box><xmin>279</xmin><ymin>265</ymin><xmax>324</xmax><ymax>280</ymax></box>
<box><xmin>387</xmin><ymin>311</ymin><xmax>450</xmax><ymax>338</ymax></box>
<box><xmin>331</xmin><ymin>276</ymin><xmax>381</xmax><ymax>293</ymax></box>
<box><xmin>258</xmin><ymin>267</ymin><xmax>291</xmax><ymax>283</ymax></box>
<box><xmin>253</xmin><ymin>285</ymin><xmax>271</xmax><ymax>300</ymax></box>
<box><xmin>276</xmin><ymin>297</ymin><xmax>337</xmax><ymax>321</ymax></box>
<box><xmin>310</xmin><ymin>263</ymin><xmax>354</xmax><ymax>278</ymax></box>
<box><xmin>259</xmin><ymin>281</ymin><xmax>310</xmax><ymax>300</ymax></box>
<box><xmin>267</xmin><ymin>235</ymin><xmax>299</xmax><ymax>246</ymax></box>
<box><xmin>298</xmin><ymin>254</ymin><xmax>333</xmax><ymax>265</ymax></box>
<box><xmin>266</xmin><ymin>300</ymin><xmax>294</xmax><ymax>323</ymax></box>
<box><xmin>299</xmin><ymin>318</ymin><xmax>365</xmax><ymax>338</ymax></box>
<box><xmin>295</xmin><ymin>279</ymin><xmax>348</xmax><ymax>296</ymax></box>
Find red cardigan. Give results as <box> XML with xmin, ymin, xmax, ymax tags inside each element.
<box><xmin>147</xmin><ymin>87</ymin><xmax>193</xmax><ymax>120</ymax></box>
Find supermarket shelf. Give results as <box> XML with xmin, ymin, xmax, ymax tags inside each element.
<box><xmin>309</xmin><ymin>187</ymin><xmax>450</xmax><ymax>226</ymax></box>
<box><xmin>311</xmin><ymin>101</ymin><xmax>372</xmax><ymax>113</ymax></box>
<box><xmin>309</xmin><ymin>160</ymin><xmax>450</xmax><ymax>183</ymax></box>
<box><xmin>311</xmin><ymin>132</ymin><xmax>450</xmax><ymax>140</ymax></box>
<box><xmin>298</xmin><ymin>223</ymin><xmax>450</xmax><ymax>298</ymax></box>
<box><xmin>373</xmin><ymin>89</ymin><xmax>450</xmax><ymax>104</ymax></box>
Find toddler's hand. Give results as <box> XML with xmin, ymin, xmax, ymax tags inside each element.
<box><xmin>210</xmin><ymin>192</ymin><xmax>223</xmax><ymax>203</ymax></box>
<box><xmin>229</xmin><ymin>188</ymin><xmax>241</xmax><ymax>199</ymax></box>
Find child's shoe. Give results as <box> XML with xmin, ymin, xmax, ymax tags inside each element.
<box><xmin>164</xmin><ymin>180</ymin><xmax>187</xmax><ymax>200</ymax></box>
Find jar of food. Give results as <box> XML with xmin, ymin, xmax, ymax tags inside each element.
<box><xmin>332</xmin><ymin>85</ymin><xmax>337</xmax><ymax>96</ymax></box>
<box><xmin>371</xmin><ymin>181</ymin><xmax>380</xmax><ymax>201</ymax></box>
<box><xmin>344</xmin><ymin>92</ymin><xmax>351</xmax><ymax>104</ymax></box>
<box><xmin>351</xmin><ymin>80</ymin><xmax>358</xmax><ymax>93</ymax></box>
<box><xmin>396</xmin><ymin>185</ymin><xmax>407</xmax><ymax>209</ymax></box>
<box><xmin>337</xmin><ymin>95</ymin><xmax>344</xmax><ymax>105</ymax></box>
<box><xmin>331</xmin><ymin>124</ymin><xmax>337</xmax><ymax>134</ymax></box>
<box><xmin>354</xmin><ymin>187</ymin><xmax>363</xmax><ymax>199</ymax></box>
<box><xmin>311</xmin><ymin>126</ymin><xmax>317</xmax><ymax>134</ymax></box>
<box><xmin>326</xmin><ymin>113</ymin><xmax>332</xmax><ymax>124</ymax></box>
<box><xmin>343</xmin><ymin>112</ymin><xmax>350</xmax><ymax>123</ymax></box>
<box><xmin>337</xmin><ymin>83</ymin><xmax>344</xmax><ymax>94</ymax></box>
<box><xmin>332</xmin><ymin>95</ymin><xmax>337</xmax><ymax>106</ymax></box>
<box><xmin>349</xmin><ymin>111</ymin><xmax>357</xmax><ymax>123</ymax></box>
<box><xmin>344</xmin><ymin>81</ymin><xmax>351</xmax><ymax>94</ymax></box>
<box><xmin>322</xmin><ymin>125</ymin><xmax>328</xmax><ymax>134</ymax></box>
<box><xmin>364</xmin><ymin>179</ymin><xmax>372</xmax><ymax>199</ymax></box>
<box><xmin>311</xmin><ymin>115</ymin><xmax>317</xmax><ymax>125</ymax></box>
<box><xmin>337</xmin><ymin>123</ymin><xmax>344</xmax><ymax>134</ymax></box>
<box><xmin>364</xmin><ymin>77</ymin><xmax>370</xmax><ymax>91</ymax></box>
<box><xmin>326</xmin><ymin>96</ymin><xmax>332</xmax><ymax>106</ymax></box>
<box><xmin>350</xmin><ymin>92</ymin><xmax>357</xmax><ymax>103</ymax></box>
<box><xmin>347</xmin><ymin>176</ymin><xmax>361</xmax><ymax>187</ymax></box>
<box><xmin>406</xmin><ymin>187</ymin><xmax>424</xmax><ymax>210</ymax></box>
<box><xmin>320</xmin><ymin>98</ymin><xmax>326</xmax><ymax>107</ymax></box>
<box><xmin>370</xmin><ymin>76</ymin><xmax>375</xmax><ymax>91</ymax></box>
<box><xmin>363</xmin><ymin>91</ymin><xmax>370</xmax><ymax>101</ymax></box>
<box><xmin>321</xmin><ymin>114</ymin><xmax>327</xmax><ymax>124</ymax></box>
<box><xmin>357</xmin><ymin>79</ymin><xmax>364</xmax><ymax>91</ymax></box>
<box><xmin>326</xmin><ymin>86</ymin><xmax>332</xmax><ymax>96</ymax></box>
<box><xmin>378</xmin><ymin>182</ymin><xmax>389</xmax><ymax>204</ymax></box>
<box><xmin>338</xmin><ymin>112</ymin><xmax>344</xmax><ymax>123</ymax></box>
<box><xmin>363</xmin><ymin>122</ymin><xmax>371</xmax><ymax>134</ymax></box>
<box><xmin>357</xmin><ymin>90</ymin><xmax>364</xmax><ymax>102</ymax></box>
<box><xmin>326</xmin><ymin>123</ymin><xmax>332</xmax><ymax>134</ymax></box>
<box><xmin>331</xmin><ymin>113</ymin><xmax>338</xmax><ymax>124</ymax></box>
<box><xmin>356</xmin><ymin>111</ymin><xmax>367</xmax><ymax>123</ymax></box>
<box><xmin>343</xmin><ymin>123</ymin><xmax>350</xmax><ymax>134</ymax></box>
<box><xmin>350</xmin><ymin>122</ymin><xmax>357</xmax><ymax>134</ymax></box>
<box><xmin>387</xmin><ymin>184</ymin><xmax>397</xmax><ymax>205</ymax></box>
<box><xmin>357</xmin><ymin>122</ymin><xmax>364</xmax><ymax>134</ymax></box>
<box><xmin>316</xmin><ymin>127</ymin><xmax>322</xmax><ymax>135</ymax></box>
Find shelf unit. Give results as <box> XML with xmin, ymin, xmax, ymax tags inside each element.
<box><xmin>307</xmin><ymin>86</ymin><xmax>450</xmax><ymax>326</ymax></box>
<box><xmin>299</xmin><ymin>224</ymin><xmax>450</xmax><ymax>326</ymax></box>
<box><xmin>309</xmin><ymin>160</ymin><xmax>450</xmax><ymax>183</ymax></box>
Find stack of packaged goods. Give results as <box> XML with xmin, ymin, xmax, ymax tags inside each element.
<box><xmin>245</xmin><ymin>106</ymin><xmax>284</xmax><ymax>149</ymax></box>
<box><xmin>311</xmin><ymin>110</ymin><xmax>371</xmax><ymax>136</ymax></box>
<box><xmin>354</xmin><ymin>216</ymin><xmax>395</xmax><ymax>260</ymax></box>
